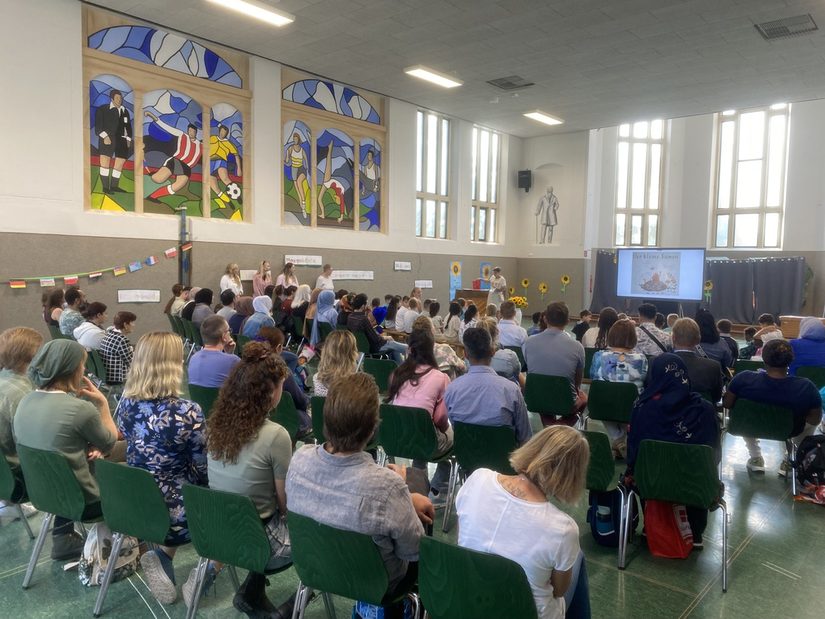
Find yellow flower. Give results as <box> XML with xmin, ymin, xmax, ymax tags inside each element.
<box><xmin>521</xmin><ymin>278</ymin><xmax>530</xmax><ymax>289</ymax></box>
<box><xmin>451</xmin><ymin>262</ymin><xmax>461</xmax><ymax>275</ymax></box>
<box><xmin>538</xmin><ymin>282</ymin><xmax>549</xmax><ymax>294</ymax></box>
<box><xmin>704</xmin><ymin>280</ymin><xmax>713</xmax><ymax>291</ymax></box>
<box><xmin>561</xmin><ymin>275</ymin><xmax>571</xmax><ymax>285</ymax></box>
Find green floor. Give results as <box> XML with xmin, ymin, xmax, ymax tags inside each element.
<box><xmin>1</xmin><ymin>421</ymin><xmax>822</xmax><ymax>619</ymax></box>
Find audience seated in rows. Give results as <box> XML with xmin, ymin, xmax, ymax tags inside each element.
<box><xmin>188</xmin><ymin>315</ymin><xmax>239</xmax><ymax>388</ymax></box>
<box><xmin>499</xmin><ymin>301</ymin><xmax>528</xmax><ymax>347</ymax></box>
<box><xmin>485</xmin><ymin>303</ymin><xmax>498</xmax><ymax>320</ymax></box>
<box><xmin>523</xmin><ymin>302</ymin><xmax>587</xmax><ymax>424</ymax></box>
<box><xmin>312</xmin><ymin>329</ymin><xmax>359</xmax><ymax>398</ymax></box>
<box><xmin>633</xmin><ymin>303</ymin><xmax>671</xmax><ymax>357</ymax></box>
<box><xmin>0</xmin><ymin>327</ymin><xmax>43</xmax><ymax>520</ymax></box>
<box><xmin>654</xmin><ymin>312</ymin><xmax>667</xmax><ymax>330</ymax></box>
<box><xmin>216</xmin><ymin>289</ymin><xmax>237</xmax><ymax>320</ymax></box>
<box><xmin>571</xmin><ymin>309</ymin><xmax>591</xmax><ymax>343</ymax></box>
<box><xmin>206</xmin><ymin>342</ymin><xmax>295</xmax><ymax>616</ymax></box>
<box><xmin>739</xmin><ymin>326</ymin><xmax>758</xmax><ymax>359</ymax></box>
<box><xmin>383</xmin><ymin>296</ymin><xmax>401</xmax><ymax>330</ymax></box>
<box><xmin>478</xmin><ymin>318</ymin><xmax>523</xmax><ymax>388</ymax></box>
<box><xmin>73</xmin><ymin>301</ymin><xmax>108</xmax><ymax>351</ymax></box>
<box><xmin>309</xmin><ymin>289</ymin><xmax>338</xmax><ymax>346</ymax></box>
<box><xmin>671</xmin><ymin>318</ymin><xmax>725</xmax><ymax>403</ymax></box>
<box><xmin>589</xmin><ymin>319</ymin><xmax>648</xmax><ymax>458</ymax></box>
<box><xmin>286</xmin><ymin>374</ymin><xmax>434</xmax><ymax>616</ymax></box>
<box><xmin>625</xmin><ymin>353</ymin><xmax>720</xmax><ymax>547</ymax></box>
<box><xmin>98</xmin><ymin>311</ymin><xmax>137</xmax><ymax>386</ymax></box>
<box><xmin>255</xmin><ymin>327</ymin><xmax>310</xmax><ymax>435</ymax></box>
<box><xmin>336</xmin><ymin>294</ymin><xmax>353</xmax><ymax>327</ymax></box>
<box><xmin>527</xmin><ymin>311</ymin><xmax>545</xmax><ymax>336</ymax></box>
<box><xmin>666</xmin><ymin>313</ymin><xmax>679</xmax><ymax>332</ymax></box>
<box><xmin>723</xmin><ymin>339</ymin><xmax>822</xmax><ymax>476</ymax></box>
<box><xmin>190</xmin><ymin>288</ymin><xmax>215</xmax><ymax>329</ymax></box>
<box><xmin>401</xmin><ymin>298</ymin><xmax>422</xmax><ymax>334</ymax></box>
<box><xmin>180</xmin><ymin>287</ymin><xmax>200</xmax><ymax>321</ymax></box>
<box><xmin>789</xmin><ymin>316</ymin><xmax>825</xmax><ymax>375</ymax></box>
<box><xmin>347</xmin><ymin>293</ymin><xmax>408</xmax><ymax>364</ymax></box>
<box><xmin>428</xmin><ymin>301</ymin><xmax>443</xmax><ymax>333</ymax></box>
<box><xmin>289</xmin><ymin>285</ymin><xmax>312</xmax><ymax>335</ymax></box>
<box><xmin>443</xmin><ymin>302</ymin><xmax>462</xmax><ymax>339</ymax></box>
<box><xmin>387</xmin><ymin>327</ymin><xmax>453</xmax><ymax>502</ymax></box>
<box><xmin>445</xmin><ymin>328</ymin><xmax>532</xmax><ymax>446</ymax></box>
<box><xmin>59</xmin><ymin>286</ymin><xmax>87</xmax><ymax>336</ymax></box>
<box><xmin>163</xmin><ymin>284</ymin><xmax>188</xmax><ymax>317</ymax></box>
<box><xmin>119</xmin><ymin>332</ymin><xmax>207</xmax><ymax>608</ymax></box>
<box><xmin>717</xmin><ymin>319</ymin><xmax>739</xmax><ymax>361</ymax></box>
<box><xmin>456</xmin><ymin>426</ymin><xmax>591</xmax><ymax>618</ymax></box>
<box><xmin>43</xmin><ymin>289</ymin><xmax>64</xmax><ymax>327</ymax></box>
<box><xmin>14</xmin><ymin>339</ymin><xmax>118</xmax><ymax>561</ymax></box>
<box><xmin>458</xmin><ymin>304</ymin><xmax>479</xmax><ymax>339</ymax></box>
<box><xmin>695</xmin><ymin>309</ymin><xmax>734</xmax><ymax>370</ymax></box>
<box><xmin>412</xmin><ymin>315</ymin><xmax>465</xmax><ymax>378</ymax></box>
<box><xmin>754</xmin><ymin>313</ymin><xmax>783</xmax><ymax>346</ymax></box>
<box><xmin>581</xmin><ymin>307</ymin><xmax>618</xmax><ymax>349</ymax></box>
<box><xmin>229</xmin><ymin>296</ymin><xmax>253</xmax><ymax>336</ymax></box>
<box><xmin>242</xmin><ymin>296</ymin><xmax>276</xmax><ymax>340</ymax></box>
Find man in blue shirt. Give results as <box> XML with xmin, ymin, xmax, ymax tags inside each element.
<box><xmin>723</xmin><ymin>339</ymin><xmax>822</xmax><ymax>476</ymax></box>
<box><xmin>444</xmin><ymin>328</ymin><xmax>532</xmax><ymax>446</ymax></box>
<box><xmin>188</xmin><ymin>315</ymin><xmax>240</xmax><ymax>388</ymax></box>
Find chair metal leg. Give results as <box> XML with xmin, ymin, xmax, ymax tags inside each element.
<box><xmin>185</xmin><ymin>557</ymin><xmax>209</xmax><ymax>619</ymax></box>
<box><xmin>321</xmin><ymin>591</ymin><xmax>336</xmax><ymax>619</ymax></box>
<box><xmin>788</xmin><ymin>440</ymin><xmax>798</xmax><ymax>496</ymax></box>
<box><xmin>719</xmin><ymin>499</ymin><xmax>728</xmax><ymax>593</ymax></box>
<box><xmin>16</xmin><ymin>504</ymin><xmax>35</xmax><ymax>540</ymax></box>
<box><xmin>22</xmin><ymin>513</ymin><xmax>54</xmax><ymax>589</ymax></box>
<box><xmin>228</xmin><ymin>565</ymin><xmax>241</xmax><ymax>590</ymax></box>
<box><xmin>619</xmin><ymin>490</ymin><xmax>635</xmax><ymax>570</ymax></box>
<box><xmin>93</xmin><ymin>532</ymin><xmax>125</xmax><ymax>616</ymax></box>
<box><xmin>441</xmin><ymin>458</ymin><xmax>458</xmax><ymax>533</ymax></box>
<box><xmin>616</xmin><ymin>487</ymin><xmax>627</xmax><ymax>569</ymax></box>
<box><xmin>292</xmin><ymin>583</ymin><xmax>309</xmax><ymax>619</ymax></box>
<box><xmin>408</xmin><ymin>593</ymin><xmax>420</xmax><ymax>619</ymax></box>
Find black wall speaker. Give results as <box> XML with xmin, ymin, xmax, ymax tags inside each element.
<box><xmin>518</xmin><ymin>170</ymin><xmax>532</xmax><ymax>192</ymax></box>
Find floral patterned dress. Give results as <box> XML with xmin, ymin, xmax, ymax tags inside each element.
<box><xmin>117</xmin><ymin>397</ymin><xmax>208</xmax><ymax>545</ymax></box>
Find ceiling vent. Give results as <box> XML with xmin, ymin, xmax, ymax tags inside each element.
<box><xmin>755</xmin><ymin>14</ymin><xmax>818</xmax><ymax>40</ymax></box>
<box><xmin>486</xmin><ymin>75</ymin><xmax>534</xmax><ymax>91</ymax></box>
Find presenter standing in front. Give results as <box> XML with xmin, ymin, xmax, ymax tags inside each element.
<box><xmin>488</xmin><ymin>266</ymin><xmax>508</xmax><ymax>306</ymax></box>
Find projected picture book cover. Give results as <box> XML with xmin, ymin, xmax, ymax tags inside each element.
<box><xmin>631</xmin><ymin>251</ymin><xmax>680</xmax><ymax>295</ymax></box>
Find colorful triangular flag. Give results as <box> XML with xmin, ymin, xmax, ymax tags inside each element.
<box><xmin>128</xmin><ymin>261</ymin><xmax>142</xmax><ymax>273</ymax></box>
<box><xmin>113</xmin><ymin>266</ymin><xmax>127</xmax><ymax>277</ymax></box>
<box><xmin>181</xmin><ymin>242</ymin><xmax>193</xmax><ymax>252</ymax></box>
<box><xmin>145</xmin><ymin>256</ymin><xmax>158</xmax><ymax>266</ymax></box>
<box><xmin>164</xmin><ymin>247</ymin><xmax>178</xmax><ymax>259</ymax></box>
<box><xmin>9</xmin><ymin>280</ymin><xmax>26</xmax><ymax>289</ymax></box>
<box><xmin>39</xmin><ymin>278</ymin><xmax>56</xmax><ymax>287</ymax></box>
<box><xmin>64</xmin><ymin>276</ymin><xmax>79</xmax><ymax>286</ymax></box>
<box><xmin>89</xmin><ymin>271</ymin><xmax>103</xmax><ymax>280</ymax></box>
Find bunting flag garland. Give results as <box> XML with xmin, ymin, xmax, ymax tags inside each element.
<box><xmin>7</xmin><ymin>241</ymin><xmax>193</xmax><ymax>288</ymax></box>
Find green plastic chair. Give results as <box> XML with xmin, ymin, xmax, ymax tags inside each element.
<box><xmin>624</xmin><ymin>440</ymin><xmax>728</xmax><ymax>591</ymax></box>
<box><xmin>303</xmin><ymin>318</ymin><xmax>314</xmax><ymax>343</ymax></box>
<box><xmin>182</xmin><ymin>484</ymin><xmax>291</xmax><ymax>619</ymax></box>
<box><xmin>16</xmin><ymin>445</ymin><xmax>102</xmax><ymax>589</ymax></box>
<box><xmin>288</xmin><ymin>511</ymin><xmax>417</xmax><ymax>619</ymax></box>
<box><xmin>182</xmin><ymin>320</ymin><xmax>202</xmax><ymax>361</ymax></box>
<box><xmin>171</xmin><ymin>316</ymin><xmax>190</xmax><ymax>347</ymax></box>
<box><xmin>166</xmin><ymin>314</ymin><xmax>178</xmax><ymax>334</ymax></box>
<box><xmin>378</xmin><ymin>404</ymin><xmax>456</xmax><ymax>532</ymax></box>
<box><xmin>524</xmin><ymin>373</ymin><xmax>578</xmax><ymax>422</ymax></box>
<box><xmin>418</xmin><ymin>537</ymin><xmax>537</xmax><ymax>619</ymax></box>
<box><xmin>797</xmin><ymin>365</ymin><xmax>825</xmax><ymax>389</ymax></box>
<box><xmin>583</xmin><ymin>347</ymin><xmax>597</xmax><ymax>380</ymax></box>
<box><xmin>187</xmin><ymin>385</ymin><xmax>221</xmax><ymax>419</ymax></box>
<box><xmin>48</xmin><ymin>324</ymin><xmax>72</xmax><ymax>340</ymax></box>
<box><xmin>270</xmin><ymin>392</ymin><xmax>307</xmax><ymax>443</ymax></box>
<box><xmin>734</xmin><ymin>359</ymin><xmax>763</xmax><ymax>374</ymax></box>
<box><xmin>503</xmin><ymin>346</ymin><xmax>526</xmax><ymax>371</ymax></box>
<box><xmin>0</xmin><ymin>455</ymin><xmax>34</xmax><ymax>539</ymax></box>
<box><xmin>586</xmin><ymin>380</ymin><xmax>638</xmax><ymax>425</ymax></box>
<box><xmin>88</xmin><ymin>349</ymin><xmax>109</xmax><ymax>386</ymax></box>
<box><xmin>93</xmin><ymin>461</ymin><xmax>173</xmax><ymax>616</ymax></box>
<box><xmin>318</xmin><ymin>321</ymin><xmax>334</xmax><ymax>343</ymax></box>
<box><xmin>235</xmin><ymin>334</ymin><xmax>251</xmax><ymax>357</ymax></box>
<box><xmin>353</xmin><ymin>330</ymin><xmax>372</xmax><ymax>355</ymax></box>
<box><xmin>310</xmin><ymin>396</ymin><xmax>326</xmax><ymax>443</ymax></box>
<box><xmin>452</xmin><ymin>421</ymin><xmax>516</xmax><ymax>476</ymax></box>
<box><xmin>727</xmin><ymin>397</ymin><xmax>797</xmax><ymax>493</ymax></box>
<box><xmin>362</xmin><ymin>357</ymin><xmax>397</xmax><ymax>393</ymax></box>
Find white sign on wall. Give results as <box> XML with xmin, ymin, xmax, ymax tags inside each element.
<box><xmin>285</xmin><ymin>255</ymin><xmax>323</xmax><ymax>267</ymax></box>
<box><xmin>332</xmin><ymin>270</ymin><xmax>374</xmax><ymax>281</ymax></box>
<box><xmin>394</xmin><ymin>261</ymin><xmax>412</xmax><ymax>271</ymax></box>
<box><xmin>414</xmin><ymin>280</ymin><xmax>433</xmax><ymax>289</ymax></box>
<box><xmin>240</xmin><ymin>270</ymin><xmax>257</xmax><ymax>281</ymax></box>
<box><xmin>117</xmin><ymin>289</ymin><xmax>161</xmax><ymax>303</ymax></box>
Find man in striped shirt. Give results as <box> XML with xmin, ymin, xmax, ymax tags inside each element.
<box><xmin>144</xmin><ymin>111</ymin><xmax>202</xmax><ymax>203</ymax></box>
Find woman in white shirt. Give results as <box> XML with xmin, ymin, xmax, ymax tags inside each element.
<box><xmin>219</xmin><ymin>263</ymin><xmax>243</xmax><ymax>296</ymax></box>
<box><xmin>456</xmin><ymin>426</ymin><xmax>591</xmax><ymax>619</ymax></box>
<box><xmin>458</xmin><ymin>304</ymin><xmax>479</xmax><ymax>340</ymax></box>
<box><xmin>275</xmin><ymin>262</ymin><xmax>299</xmax><ymax>288</ymax></box>
<box><xmin>443</xmin><ymin>302</ymin><xmax>462</xmax><ymax>339</ymax></box>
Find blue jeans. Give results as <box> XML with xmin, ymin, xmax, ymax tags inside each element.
<box><xmin>564</xmin><ymin>551</ymin><xmax>591</xmax><ymax>619</ymax></box>
<box><xmin>379</xmin><ymin>339</ymin><xmax>408</xmax><ymax>364</ymax></box>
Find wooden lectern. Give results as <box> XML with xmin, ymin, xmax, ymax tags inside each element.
<box><xmin>456</xmin><ymin>289</ymin><xmax>491</xmax><ymax>317</ymax></box>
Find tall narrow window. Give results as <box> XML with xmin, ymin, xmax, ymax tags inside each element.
<box><xmin>471</xmin><ymin>126</ymin><xmax>500</xmax><ymax>242</ymax></box>
<box><xmin>416</xmin><ymin>110</ymin><xmax>450</xmax><ymax>238</ymax></box>
<box><xmin>614</xmin><ymin>120</ymin><xmax>665</xmax><ymax>246</ymax></box>
<box><xmin>713</xmin><ymin>105</ymin><xmax>789</xmax><ymax>248</ymax></box>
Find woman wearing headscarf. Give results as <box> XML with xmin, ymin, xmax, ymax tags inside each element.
<box><xmin>310</xmin><ymin>289</ymin><xmax>338</xmax><ymax>346</ymax></box>
<box><xmin>289</xmin><ymin>284</ymin><xmax>313</xmax><ymax>340</ymax></box>
<box><xmin>789</xmin><ymin>316</ymin><xmax>825</xmax><ymax>375</ymax></box>
<box><xmin>13</xmin><ymin>339</ymin><xmax>118</xmax><ymax>561</ymax></box>
<box><xmin>242</xmin><ymin>296</ymin><xmax>276</xmax><ymax>340</ymax></box>
<box><xmin>625</xmin><ymin>353</ymin><xmax>720</xmax><ymax>547</ymax></box>
<box><xmin>229</xmin><ymin>296</ymin><xmax>254</xmax><ymax>336</ymax></box>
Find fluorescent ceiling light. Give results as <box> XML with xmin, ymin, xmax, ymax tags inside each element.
<box><xmin>722</xmin><ymin>109</ymin><xmax>736</xmax><ymax>116</ymax></box>
<box><xmin>523</xmin><ymin>110</ymin><xmax>564</xmax><ymax>126</ymax></box>
<box><xmin>205</xmin><ymin>0</ymin><xmax>294</xmax><ymax>27</ymax></box>
<box><xmin>404</xmin><ymin>66</ymin><xmax>462</xmax><ymax>89</ymax></box>
<box><xmin>770</xmin><ymin>102</ymin><xmax>788</xmax><ymax>110</ymax></box>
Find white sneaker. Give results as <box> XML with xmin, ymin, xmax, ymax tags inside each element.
<box><xmin>0</xmin><ymin>502</ymin><xmax>37</xmax><ymax>521</ymax></box>
<box><xmin>747</xmin><ymin>456</ymin><xmax>766</xmax><ymax>473</ymax></box>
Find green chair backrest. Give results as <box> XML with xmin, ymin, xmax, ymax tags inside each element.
<box><xmin>270</xmin><ymin>392</ymin><xmax>300</xmax><ymax>442</ymax></box>
<box><xmin>336</xmin><ymin>324</ymin><xmax>349</xmax><ymax>330</ymax></box>
<box><xmin>727</xmin><ymin>398</ymin><xmax>794</xmax><ymax>441</ymax></box>
<box><xmin>524</xmin><ymin>373</ymin><xmax>574</xmax><ymax>416</ymax></box>
<box><xmin>318</xmin><ymin>321</ymin><xmax>334</xmax><ymax>342</ymax></box>
<box><xmin>310</xmin><ymin>396</ymin><xmax>326</xmax><ymax>443</ymax></box>
<box><xmin>353</xmin><ymin>330</ymin><xmax>372</xmax><ymax>354</ymax></box>
<box><xmin>88</xmin><ymin>350</ymin><xmax>107</xmax><ymax>382</ymax></box>
<box><xmin>584</xmin><ymin>347</ymin><xmax>597</xmax><ymax>378</ymax></box>
<box><xmin>734</xmin><ymin>359</ymin><xmax>763</xmax><ymax>374</ymax></box>
<box><xmin>85</xmin><ymin>352</ymin><xmax>99</xmax><ymax>379</ymax></box>
<box><xmin>171</xmin><ymin>315</ymin><xmax>186</xmax><ymax>338</ymax></box>
<box><xmin>797</xmin><ymin>365</ymin><xmax>825</xmax><ymax>389</ymax></box>
<box><xmin>182</xmin><ymin>484</ymin><xmax>271</xmax><ymax>573</ymax></box>
<box><xmin>503</xmin><ymin>346</ymin><xmax>526</xmax><ymax>370</ymax></box>
<box><xmin>362</xmin><ymin>357</ymin><xmax>397</xmax><ymax>393</ymax></box>
<box><xmin>452</xmin><ymin>422</ymin><xmax>516</xmax><ymax>475</ymax></box>
<box><xmin>95</xmin><ymin>460</ymin><xmax>171</xmax><ymax>544</ymax></box>
<box><xmin>235</xmin><ymin>334</ymin><xmax>251</xmax><ymax>357</ymax></box>
<box><xmin>418</xmin><ymin>537</ymin><xmax>538</xmax><ymax>619</ymax></box>
<box><xmin>582</xmin><ymin>431</ymin><xmax>615</xmax><ymax>492</ymax></box>
<box><xmin>378</xmin><ymin>404</ymin><xmax>437</xmax><ymax>461</ymax></box>
<box><xmin>167</xmin><ymin>314</ymin><xmax>178</xmax><ymax>334</ymax></box>
<box><xmin>304</xmin><ymin>318</ymin><xmax>314</xmax><ymax>341</ymax></box>
<box><xmin>587</xmin><ymin>380</ymin><xmax>637</xmax><ymax>424</ymax></box>
<box><xmin>188</xmin><ymin>384</ymin><xmax>221</xmax><ymax>419</ymax></box>
<box><xmin>16</xmin><ymin>445</ymin><xmax>88</xmax><ymax>521</ymax></box>
<box><xmin>634</xmin><ymin>440</ymin><xmax>719</xmax><ymax>509</ymax></box>
<box><xmin>183</xmin><ymin>320</ymin><xmax>202</xmax><ymax>347</ymax></box>
<box><xmin>48</xmin><ymin>324</ymin><xmax>64</xmax><ymax>340</ymax></box>
<box><xmin>288</xmin><ymin>511</ymin><xmax>389</xmax><ymax>605</ymax></box>
<box><xmin>0</xmin><ymin>455</ymin><xmax>18</xmax><ymax>501</ymax></box>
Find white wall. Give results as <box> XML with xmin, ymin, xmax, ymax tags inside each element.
<box><xmin>0</xmin><ymin>0</ymin><xmax>523</xmax><ymax>260</ymax></box>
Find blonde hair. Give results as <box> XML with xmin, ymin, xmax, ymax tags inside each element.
<box><xmin>412</xmin><ymin>314</ymin><xmax>434</xmax><ymax>334</ymax></box>
<box><xmin>122</xmin><ymin>332</ymin><xmax>183</xmax><ymax>400</ymax></box>
<box><xmin>225</xmin><ymin>263</ymin><xmax>240</xmax><ymax>283</ymax></box>
<box><xmin>485</xmin><ymin>303</ymin><xmax>498</xmax><ymax>318</ymax></box>
<box><xmin>0</xmin><ymin>327</ymin><xmax>44</xmax><ymax>373</ymax></box>
<box><xmin>477</xmin><ymin>317</ymin><xmax>500</xmax><ymax>348</ymax></box>
<box><xmin>316</xmin><ymin>330</ymin><xmax>358</xmax><ymax>386</ymax></box>
<box><xmin>509</xmin><ymin>426</ymin><xmax>589</xmax><ymax>503</ymax></box>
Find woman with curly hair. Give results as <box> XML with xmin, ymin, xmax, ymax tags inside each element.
<box><xmin>312</xmin><ymin>330</ymin><xmax>359</xmax><ymax>397</ymax></box>
<box><xmin>117</xmin><ymin>332</ymin><xmax>207</xmax><ymax>607</ymax></box>
<box><xmin>206</xmin><ymin>342</ymin><xmax>295</xmax><ymax>618</ymax></box>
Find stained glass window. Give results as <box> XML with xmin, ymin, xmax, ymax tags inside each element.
<box><xmin>283</xmin><ymin>79</ymin><xmax>380</xmax><ymax>124</ymax></box>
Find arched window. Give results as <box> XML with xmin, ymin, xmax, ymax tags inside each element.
<box><xmin>209</xmin><ymin>104</ymin><xmax>244</xmax><ymax>220</ymax></box>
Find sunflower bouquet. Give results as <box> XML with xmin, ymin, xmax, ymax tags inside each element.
<box><xmin>520</xmin><ymin>278</ymin><xmax>530</xmax><ymax>297</ymax></box>
<box><xmin>561</xmin><ymin>274</ymin><xmax>571</xmax><ymax>293</ymax></box>
<box><xmin>510</xmin><ymin>296</ymin><xmax>529</xmax><ymax>309</ymax></box>
<box><xmin>538</xmin><ymin>282</ymin><xmax>549</xmax><ymax>301</ymax></box>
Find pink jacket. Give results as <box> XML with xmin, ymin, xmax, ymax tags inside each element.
<box><xmin>391</xmin><ymin>365</ymin><xmax>451</xmax><ymax>432</ymax></box>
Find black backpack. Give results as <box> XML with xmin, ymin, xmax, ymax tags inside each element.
<box><xmin>587</xmin><ymin>486</ymin><xmax>639</xmax><ymax>547</ymax></box>
<box><xmin>796</xmin><ymin>435</ymin><xmax>825</xmax><ymax>487</ymax></box>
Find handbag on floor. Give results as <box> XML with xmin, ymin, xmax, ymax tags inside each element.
<box><xmin>78</xmin><ymin>522</ymin><xmax>139</xmax><ymax>586</ymax></box>
<box><xmin>644</xmin><ymin>500</ymin><xmax>693</xmax><ymax>559</ymax></box>
<box><xmin>587</xmin><ymin>487</ymin><xmax>637</xmax><ymax>547</ymax></box>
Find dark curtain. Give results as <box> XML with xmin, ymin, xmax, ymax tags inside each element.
<box><xmin>753</xmin><ymin>257</ymin><xmax>806</xmax><ymax>320</ymax></box>
<box><xmin>589</xmin><ymin>251</ymin><xmax>621</xmax><ymax>313</ymax></box>
<box><xmin>705</xmin><ymin>260</ymin><xmax>754</xmax><ymax>324</ymax></box>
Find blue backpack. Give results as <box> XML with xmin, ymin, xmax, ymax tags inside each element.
<box><xmin>587</xmin><ymin>487</ymin><xmax>638</xmax><ymax>547</ymax></box>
